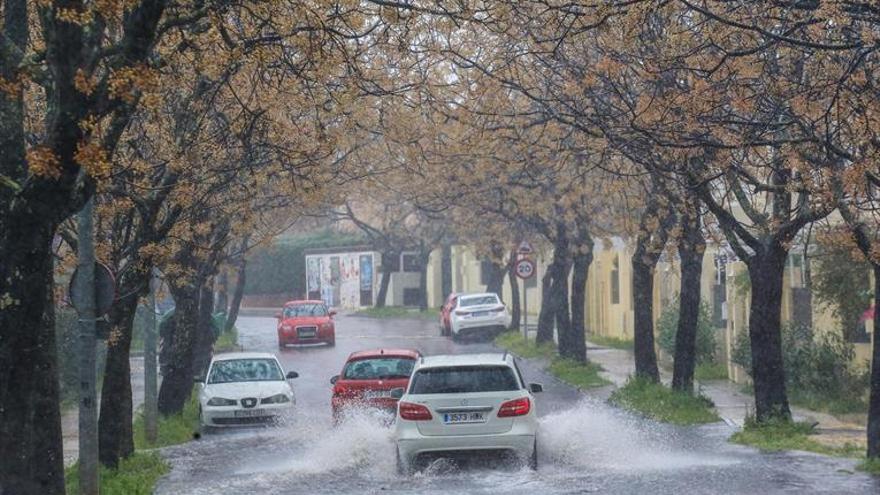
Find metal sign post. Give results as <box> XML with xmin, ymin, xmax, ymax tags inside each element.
<box><xmin>73</xmin><ymin>197</ymin><xmax>99</xmax><ymax>495</ymax></box>
<box><xmin>144</xmin><ymin>269</ymin><xmax>160</xmax><ymax>443</ymax></box>
<box><xmin>514</xmin><ymin>256</ymin><xmax>536</xmax><ymax>342</ymax></box>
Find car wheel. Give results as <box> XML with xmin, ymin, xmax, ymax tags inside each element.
<box><xmin>529</xmin><ymin>438</ymin><xmax>538</xmax><ymax>470</ymax></box>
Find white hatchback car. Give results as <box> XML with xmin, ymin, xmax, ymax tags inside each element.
<box><xmin>392</xmin><ymin>353</ymin><xmax>542</xmax><ymax>473</ymax></box>
<box><xmin>449</xmin><ymin>293</ymin><xmax>512</xmax><ymax>340</ymax></box>
<box><xmin>197</xmin><ymin>352</ymin><xmax>299</xmax><ymax>428</ymax></box>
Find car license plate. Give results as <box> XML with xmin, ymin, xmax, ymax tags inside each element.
<box><xmin>234</xmin><ymin>409</ymin><xmax>266</xmax><ymax>418</ymax></box>
<box><xmin>472</xmin><ymin>311</ymin><xmax>488</xmax><ymax>317</ymax></box>
<box><xmin>443</xmin><ymin>412</ymin><xmax>486</xmax><ymax>424</ymax></box>
<box><xmin>363</xmin><ymin>389</ymin><xmax>391</xmax><ymax>399</ymax></box>
<box><xmin>297</xmin><ymin>329</ymin><xmax>316</xmax><ymax>338</ymax></box>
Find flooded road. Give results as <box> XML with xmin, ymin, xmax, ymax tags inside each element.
<box><xmin>154</xmin><ymin>314</ymin><xmax>879</xmax><ymax>494</ymax></box>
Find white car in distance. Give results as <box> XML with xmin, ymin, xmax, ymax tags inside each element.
<box><xmin>197</xmin><ymin>352</ymin><xmax>299</xmax><ymax>428</ymax></box>
<box><xmin>392</xmin><ymin>353</ymin><xmax>542</xmax><ymax>473</ymax></box>
<box><xmin>449</xmin><ymin>293</ymin><xmax>512</xmax><ymax>341</ymax></box>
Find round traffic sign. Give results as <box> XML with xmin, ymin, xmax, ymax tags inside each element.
<box><xmin>515</xmin><ymin>258</ymin><xmax>536</xmax><ymax>279</ymax></box>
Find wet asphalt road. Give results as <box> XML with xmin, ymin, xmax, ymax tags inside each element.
<box><xmin>154</xmin><ymin>314</ymin><xmax>880</xmax><ymax>494</ymax></box>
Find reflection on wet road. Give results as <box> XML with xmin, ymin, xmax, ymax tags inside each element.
<box><xmin>155</xmin><ymin>314</ymin><xmax>879</xmax><ymax>494</ymax></box>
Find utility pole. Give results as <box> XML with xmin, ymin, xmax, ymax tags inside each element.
<box><xmin>75</xmin><ymin>196</ymin><xmax>99</xmax><ymax>494</ymax></box>
<box><xmin>144</xmin><ymin>269</ymin><xmax>160</xmax><ymax>443</ymax></box>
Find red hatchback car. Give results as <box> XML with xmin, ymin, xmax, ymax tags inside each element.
<box><xmin>330</xmin><ymin>348</ymin><xmax>421</xmax><ymax>423</ymax></box>
<box><xmin>276</xmin><ymin>300</ymin><xmax>336</xmax><ymax>347</ymax></box>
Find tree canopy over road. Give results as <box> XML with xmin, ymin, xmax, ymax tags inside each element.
<box><xmin>5</xmin><ymin>1</ymin><xmax>880</xmax><ymax>492</ymax></box>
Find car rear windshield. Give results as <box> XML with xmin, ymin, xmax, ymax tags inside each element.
<box><xmin>283</xmin><ymin>303</ymin><xmax>327</xmax><ymax>317</ymax></box>
<box><xmin>459</xmin><ymin>295</ymin><xmax>499</xmax><ymax>307</ymax></box>
<box><xmin>208</xmin><ymin>359</ymin><xmax>283</xmax><ymax>384</ymax></box>
<box><xmin>408</xmin><ymin>365</ymin><xmax>520</xmax><ymax>394</ymax></box>
<box><xmin>343</xmin><ymin>357</ymin><xmax>416</xmax><ymax>380</ymax></box>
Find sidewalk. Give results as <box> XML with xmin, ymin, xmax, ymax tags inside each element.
<box><xmin>585</xmin><ymin>340</ymin><xmax>866</xmax><ymax>447</ymax></box>
<box><xmin>61</xmin><ymin>356</ymin><xmax>146</xmax><ymax>467</ymax></box>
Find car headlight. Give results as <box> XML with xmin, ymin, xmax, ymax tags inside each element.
<box><xmin>206</xmin><ymin>397</ymin><xmax>237</xmax><ymax>406</ymax></box>
<box><xmin>261</xmin><ymin>393</ymin><xmax>291</xmax><ymax>404</ymax></box>
<box><xmin>320</xmin><ymin>322</ymin><xmax>333</xmax><ymax>330</ymax></box>
<box><xmin>281</xmin><ymin>324</ymin><xmax>293</xmax><ymax>331</ymax></box>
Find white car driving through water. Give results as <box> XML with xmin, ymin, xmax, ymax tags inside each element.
<box><xmin>197</xmin><ymin>352</ymin><xmax>299</xmax><ymax>428</ymax></box>
<box><xmin>392</xmin><ymin>353</ymin><xmax>543</xmax><ymax>473</ymax></box>
<box><xmin>448</xmin><ymin>293</ymin><xmax>512</xmax><ymax>341</ymax></box>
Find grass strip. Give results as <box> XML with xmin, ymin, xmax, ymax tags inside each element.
<box><xmin>214</xmin><ymin>327</ymin><xmax>240</xmax><ymax>352</ymax></box>
<box><xmin>587</xmin><ymin>334</ymin><xmax>634</xmax><ymax>350</ymax></box>
<box><xmin>694</xmin><ymin>362</ymin><xmax>729</xmax><ymax>381</ymax></box>
<box><xmin>609</xmin><ymin>377</ymin><xmax>720</xmax><ymax>425</ymax></box>
<box><xmin>65</xmin><ymin>452</ymin><xmax>169</xmax><ymax>495</ymax></box>
<box><xmin>730</xmin><ymin>416</ymin><xmax>862</xmax><ymax>457</ymax></box>
<box><xmin>133</xmin><ymin>393</ymin><xmax>199</xmax><ymax>450</ymax></box>
<box><xmin>495</xmin><ymin>332</ymin><xmax>610</xmax><ymax>389</ymax></box>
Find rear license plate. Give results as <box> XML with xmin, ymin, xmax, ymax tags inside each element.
<box><xmin>472</xmin><ymin>311</ymin><xmax>488</xmax><ymax>317</ymax></box>
<box><xmin>363</xmin><ymin>389</ymin><xmax>391</xmax><ymax>399</ymax></box>
<box><xmin>234</xmin><ymin>409</ymin><xmax>266</xmax><ymax>418</ymax></box>
<box><xmin>443</xmin><ymin>412</ymin><xmax>486</xmax><ymax>424</ymax></box>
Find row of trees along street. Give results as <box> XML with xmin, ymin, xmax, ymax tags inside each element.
<box><xmin>5</xmin><ymin>1</ymin><xmax>880</xmax><ymax>493</ymax></box>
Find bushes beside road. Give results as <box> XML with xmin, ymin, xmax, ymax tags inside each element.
<box><xmin>609</xmin><ymin>378</ymin><xmax>720</xmax><ymax>425</ymax></box>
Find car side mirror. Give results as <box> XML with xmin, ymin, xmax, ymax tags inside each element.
<box><xmin>194</xmin><ymin>375</ymin><xmax>205</xmax><ymax>383</ymax></box>
<box><xmin>390</xmin><ymin>387</ymin><xmax>405</xmax><ymax>399</ymax></box>
<box><xmin>275</xmin><ymin>312</ymin><xmax>282</xmax><ymax>320</ymax></box>
<box><xmin>286</xmin><ymin>371</ymin><xmax>299</xmax><ymax>379</ymax></box>
<box><xmin>529</xmin><ymin>383</ymin><xmax>544</xmax><ymax>394</ymax></box>
<box><xmin>330</xmin><ymin>375</ymin><xmax>339</xmax><ymax>385</ymax></box>
<box><xmin>329</xmin><ymin>310</ymin><xmax>337</xmax><ymax>317</ymax></box>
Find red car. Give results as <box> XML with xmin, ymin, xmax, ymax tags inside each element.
<box><xmin>439</xmin><ymin>293</ymin><xmax>458</xmax><ymax>337</ymax></box>
<box><xmin>330</xmin><ymin>348</ymin><xmax>421</xmax><ymax>423</ymax></box>
<box><xmin>276</xmin><ymin>300</ymin><xmax>336</xmax><ymax>347</ymax></box>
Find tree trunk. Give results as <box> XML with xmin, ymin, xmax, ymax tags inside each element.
<box><xmin>192</xmin><ymin>280</ymin><xmax>216</xmax><ymax>379</ymax></box>
<box><xmin>554</xmin><ymin>259</ymin><xmax>575</xmax><ymax>360</ymax></box>
<box><xmin>485</xmin><ymin>260</ymin><xmax>506</xmax><ymax>297</ymax></box>
<box><xmin>441</xmin><ymin>244</ymin><xmax>453</xmax><ymax>297</ymax></box>
<box><xmin>0</xmin><ymin>231</ymin><xmax>65</xmax><ymax>494</ymax></box>
<box><xmin>225</xmin><ymin>256</ymin><xmax>246</xmax><ymax>333</ymax></box>
<box><xmin>568</xmin><ymin>250</ymin><xmax>592</xmax><ymax>363</ymax></box>
<box><xmin>536</xmin><ymin>262</ymin><xmax>556</xmax><ymax>344</ymax></box>
<box><xmin>868</xmin><ymin>265</ymin><xmax>880</xmax><ymax>458</ymax></box>
<box><xmin>375</xmin><ymin>252</ymin><xmax>395</xmax><ymax>308</ymax></box>
<box><xmin>632</xmin><ymin>254</ymin><xmax>660</xmax><ymax>382</ymax></box>
<box><xmin>158</xmin><ymin>281</ymin><xmax>200</xmax><ymax>416</ymax></box>
<box><xmin>418</xmin><ymin>250</ymin><xmax>430</xmax><ymax>312</ymax></box>
<box><xmin>215</xmin><ymin>268</ymin><xmax>229</xmax><ymax>315</ymax></box>
<box><xmin>747</xmin><ymin>247</ymin><xmax>792</xmax><ymax>422</ymax></box>
<box><xmin>508</xmin><ymin>251</ymin><xmax>521</xmax><ymax>331</ymax></box>
<box><xmin>672</xmin><ymin>211</ymin><xmax>705</xmax><ymax>393</ymax></box>
<box><xmin>98</xmin><ymin>290</ymin><xmax>140</xmax><ymax>467</ymax></box>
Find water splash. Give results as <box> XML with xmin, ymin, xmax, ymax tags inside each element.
<box><xmin>539</xmin><ymin>398</ymin><xmax>738</xmax><ymax>472</ymax></box>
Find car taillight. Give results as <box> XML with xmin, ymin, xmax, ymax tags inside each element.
<box><xmin>398</xmin><ymin>401</ymin><xmax>432</xmax><ymax>421</ymax></box>
<box><xmin>498</xmin><ymin>397</ymin><xmax>530</xmax><ymax>417</ymax></box>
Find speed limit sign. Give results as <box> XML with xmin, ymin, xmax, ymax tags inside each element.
<box><xmin>515</xmin><ymin>258</ymin><xmax>536</xmax><ymax>280</ymax></box>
